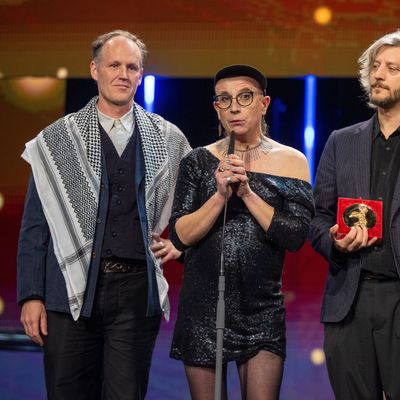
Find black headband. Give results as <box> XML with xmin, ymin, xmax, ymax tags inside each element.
<box><xmin>214</xmin><ymin>64</ymin><xmax>267</xmax><ymax>93</ymax></box>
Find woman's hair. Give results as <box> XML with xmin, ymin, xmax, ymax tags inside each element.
<box><xmin>358</xmin><ymin>30</ymin><xmax>400</xmax><ymax>107</ymax></box>
<box><xmin>91</xmin><ymin>30</ymin><xmax>148</xmax><ymax>66</ymax></box>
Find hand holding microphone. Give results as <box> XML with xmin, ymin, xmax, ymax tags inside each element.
<box><xmin>216</xmin><ymin>131</ymin><xmax>251</xmax><ymax>198</ymax></box>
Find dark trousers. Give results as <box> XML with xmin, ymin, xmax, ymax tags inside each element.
<box><xmin>43</xmin><ymin>268</ymin><xmax>161</xmax><ymax>400</ymax></box>
<box><xmin>324</xmin><ymin>280</ymin><xmax>400</xmax><ymax>400</ymax></box>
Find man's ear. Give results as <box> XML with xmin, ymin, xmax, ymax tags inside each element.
<box><xmin>90</xmin><ymin>61</ymin><xmax>98</xmax><ymax>81</ymax></box>
<box><xmin>137</xmin><ymin>67</ymin><xmax>144</xmax><ymax>86</ymax></box>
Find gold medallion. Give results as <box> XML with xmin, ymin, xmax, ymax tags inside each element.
<box><xmin>343</xmin><ymin>203</ymin><xmax>376</xmax><ymax>229</ymax></box>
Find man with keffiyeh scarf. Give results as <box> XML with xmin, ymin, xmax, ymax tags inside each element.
<box><xmin>17</xmin><ymin>30</ymin><xmax>191</xmax><ymax>400</ymax></box>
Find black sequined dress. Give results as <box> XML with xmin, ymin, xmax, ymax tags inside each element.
<box><xmin>169</xmin><ymin>147</ymin><xmax>314</xmax><ymax>366</ymax></box>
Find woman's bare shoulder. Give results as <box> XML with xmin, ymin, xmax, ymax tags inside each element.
<box><xmin>268</xmin><ymin>139</ymin><xmax>310</xmax><ymax>182</ymax></box>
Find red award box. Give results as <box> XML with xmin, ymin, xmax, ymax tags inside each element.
<box><xmin>337</xmin><ymin>197</ymin><xmax>382</xmax><ymax>239</ymax></box>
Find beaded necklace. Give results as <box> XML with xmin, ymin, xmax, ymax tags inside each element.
<box><xmin>216</xmin><ymin>135</ymin><xmax>273</xmax><ymax>164</ymax></box>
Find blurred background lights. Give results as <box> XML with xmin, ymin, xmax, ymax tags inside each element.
<box><xmin>304</xmin><ymin>75</ymin><xmax>316</xmax><ymax>184</ymax></box>
<box><xmin>310</xmin><ymin>348</ymin><xmax>325</xmax><ymax>365</ymax></box>
<box><xmin>0</xmin><ymin>77</ymin><xmax>65</xmax><ymax>112</ymax></box>
<box><xmin>304</xmin><ymin>126</ymin><xmax>315</xmax><ymax>149</ymax></box>
<box><xmin>314</xmin><ymin>6</ymin><xmax>332</xmax><ymax>25</ymax></box>
<box><xmin>0</xmin><ymin>71</ymin><xmax>3</xmax><ymax>79</ymax></box>
<box><xmin>0</xmin><ymin>296</ymin><xmax>4</xmax><ymax>315</ymax></box>
<box><xmin>144</xmin><ymin>75</ymin><xmax>155</xmax><ymax>113</ymax></box>
<box><xmin>283</xmin><ymin>290</ymin><xmax>296</xmax><ymax>304</ymax></box>
<box><xmin>0</xmin><ymin>192</ymin><xmax>4</xmax><ymax>211</ymax></box>
<box><xmin>56</xmin><ymin>67</ymin><xmax>69</xmax><ymax>79</ymax></box>
<box><xmin>14</xmin><ymin>77</ymin><xmax>60</xmax><ymax>98</ymax></box>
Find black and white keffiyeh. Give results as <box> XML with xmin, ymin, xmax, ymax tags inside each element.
<box><xmin>22</xmin><ymin>96</ymin><xmax>191</xmax><ymax>320</ymax></box>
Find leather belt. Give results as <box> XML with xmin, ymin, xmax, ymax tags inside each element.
<box><xmin>101</xmin><ymin>258</ymin><xmax>147</xmax><ymax>273</ymax></box>
<box><xmin>360</xmin><ymin>270</ymin><xmax>399</xmax><ymax>282</ymax></box>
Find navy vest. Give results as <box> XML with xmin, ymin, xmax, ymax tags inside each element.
<box><xmin>99</xmin><ymin>124</ymin><xmax>146</xmax><ymax>260</ymax></box>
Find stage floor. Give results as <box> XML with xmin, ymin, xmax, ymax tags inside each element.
<box><xmin>0</xmin><ymin>282</ymin><xmax>333</xmax><ymax>400</ymax></box>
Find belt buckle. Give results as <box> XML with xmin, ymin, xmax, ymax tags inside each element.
<box><xmin>102</xmin><ymin>259</ymin><xmax>128</xmax><ymax>273</ymax></box>
<box><xmin>101</xmin><ymin>258</ymin><xmax>145</xmax><ymax>273</ymax></box>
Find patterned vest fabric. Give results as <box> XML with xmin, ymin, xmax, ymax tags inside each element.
<box><xmin>99</xmin><ymin>124</ymin><xmax>146</xmax><ymax>260</ymax></box>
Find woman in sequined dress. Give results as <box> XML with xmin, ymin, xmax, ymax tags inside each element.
<box><xmin>169</xmin><ymin>65</ymin><xmax>315</xmax><ymax>400</ymax></box>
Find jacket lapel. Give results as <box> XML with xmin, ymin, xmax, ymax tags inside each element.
<box><xmin>390</xmin><ymin>148</ymin><xmax>400</xmax><ymax>221</ymax></box>
<box><xmin>352</xmin><ymin>116</ymin><xmax>375</xmax><ymax>199</ymax></box>
<box><xmin>134</xmin><ymin>124</ymin><xmax>145</xmax><ymax>195</ymax></box>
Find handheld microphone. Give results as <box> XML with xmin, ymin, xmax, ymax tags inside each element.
<box><xmin>227</xmin><ymin>131</ymin><xmax>235</xmax><ymax>155</ymax></box>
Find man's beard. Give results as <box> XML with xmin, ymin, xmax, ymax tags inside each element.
<box><xmin>370</xmin><ymin>87</ymin><xmax>400</xmax><ymax>109</ymax></box>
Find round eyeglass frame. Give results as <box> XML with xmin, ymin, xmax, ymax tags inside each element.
<box><xmin>213</xmin><ymin>91</ymin><xmax>263</xmax><ymax>109</ymax></box>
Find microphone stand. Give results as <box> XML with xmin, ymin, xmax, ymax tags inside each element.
<box><xmin>214</xmin><ymin>132</ymin><xmax>234</xmax><ymax>400</ymax></box>
<box><xmin>214</xmin><ymin>190</ymin><xmax>229</xmax><ymax>400</ymax></box>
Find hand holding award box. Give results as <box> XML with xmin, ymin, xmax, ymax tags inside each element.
<box><xmin>337</xmin><ymin>197</ymin><xmax>382</xmax><ymax>240</ymax></box>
